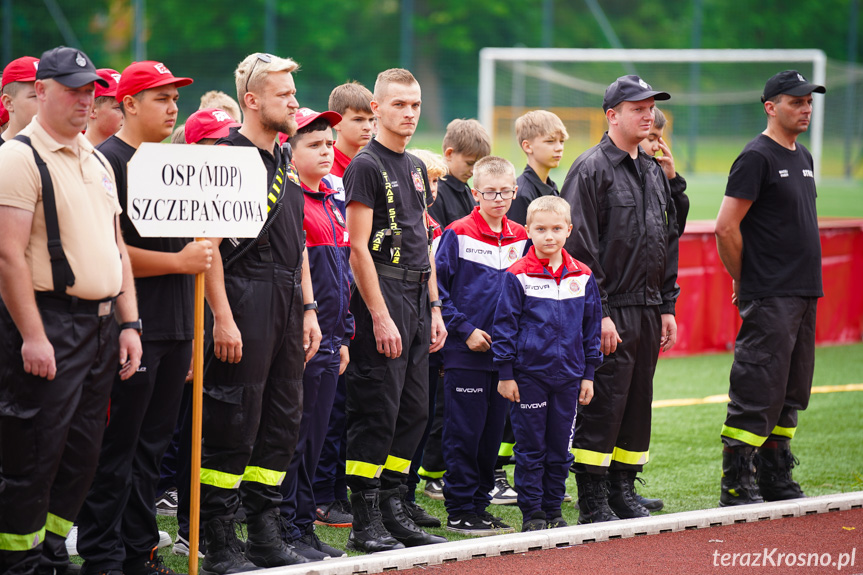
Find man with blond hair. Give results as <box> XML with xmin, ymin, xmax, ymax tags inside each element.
<box><xmin>343</xmin><ymin>68</ymin><xmax>447</xmax><ymax>553</ymax></box>
<box><xmin>198</xmin><ymin>52</ymin><xmax>321</xmax><ymax>574</ymax></box>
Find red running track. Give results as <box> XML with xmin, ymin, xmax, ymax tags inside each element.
<box><xmin>402</xmin><ymin>508</ymin><xmax>863</xmax><ymax>575</ymax></box>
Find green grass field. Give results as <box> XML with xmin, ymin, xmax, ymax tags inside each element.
<box><xmin>145</xmin><ymin>342</ymin><xmax>862</xmax><ymax>571</ymax></box>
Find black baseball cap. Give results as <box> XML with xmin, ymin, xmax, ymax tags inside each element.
<box><xmin>35</xmin><ymin>46</ymin><xmax>108</xmax><ymax>89</ymax></box>
<box><xmin>603</xmin><ymin>75</ymin><xmax>670</xmax><ymax>112</ymax></box>
<box><xmin>761</xmin><ymin>70</ymin><xmax>826</xmax><ymax>103</ymax></box>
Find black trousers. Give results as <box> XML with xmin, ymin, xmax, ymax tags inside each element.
<box><xmin>0</xmin><ymin>298</ymin><xmax>118</xmax><ymax>575</ymax></box>
<box><xmin>200</xmin><ymin>260</ymin><xmax>305</xmax><ymax>522</ymax></box>
<box><xmin>722</xmin><ymin>297</ymin><xmax>817</xmax><ymax>447</ymax></box>
<box><xmin>406</xmin><ymin>361</ymin><xmax>443</xmax><ymax>501</ymax></box>
<box><xmin>77</xmin><ymin>339</ymin><xmax>192</xmax><ymax>572</ymax></box>
<box><xmin>416</xmin><ymin>365</ymin><xmax>446</xmax><ymax>479</ymax></box>
<box><xmin>572</xmin><ymin>305</ymin><xmax>661</xmax><ymax>475</ymax></box>
<box><xmin>345</xmin><ymin>276</ymin><xmax>430</xmax><ymax>492</ymax></box>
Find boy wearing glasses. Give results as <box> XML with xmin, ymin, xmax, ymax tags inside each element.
<box><xmin>434</xmin><ymin>156</ymin><xmax>528</xmax><ymax>536</ymax></box>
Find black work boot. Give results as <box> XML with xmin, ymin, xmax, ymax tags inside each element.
<box><xmin>380</xmin><ymin>485</ymin><xmax>447</xmax><ymax>547</ymax></box>
<box><xmin>347</xmin><ymin>489</ymin><xmax>406</xmax><ymax>553</ymax></box>
<box><xmin>245</xmin><ymin>509</ymin><xmax>309</xmax><ymax>568</ymax></box>
<box><xmin>607</xmin><ymin>470</ymin><xmax>650</xmax><ymax>519</ymax></box>
<box><xmin>575</xmin><ymin>473</ymin><xmax>619</xmax><ymax>524</ymax></box>
<box><xmin>719</xmin><ymin>445</ymin><xmax>764</xmax><ymax>506</ymax></box>
<box><xmin>755</xmin><ymin>441</ymin><xmax>806</xmax><ymax>501</ymax></box>
<box><xmin>200</xmin><ymin>518</ymin><xmax>257</xmax><ymax>575</ymax></box>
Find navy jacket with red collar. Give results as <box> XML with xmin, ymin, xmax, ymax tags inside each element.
<box><xmin>493</xmin><ymin>245</ymin><xmax>602</xmax><ymax>382</ymax></box>
<box><xmin>436</xmin><ymin>207</ymin><xmax>530</xmax><ymax>371</ymax></box>
<box><xmin>302</xmin><ymin>180</ymin><xmax>354</xmax><ymax>353</ymax></box>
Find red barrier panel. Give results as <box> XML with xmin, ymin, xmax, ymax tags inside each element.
<box><xmin>669</xmin><ymin>218</ymin><xmax>863</xmax><ymax>356</ymax></box>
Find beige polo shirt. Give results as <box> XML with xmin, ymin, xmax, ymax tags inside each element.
<box><xmin>0</xmin><ymin>117</ymin><xmax>123</xmax><ymax>300</ymax></box>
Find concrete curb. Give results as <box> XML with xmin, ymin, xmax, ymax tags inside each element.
<box><xmin>256</xmin><ymin>492</ymin><xmax>863</xmax><ymax>575</ymax></box>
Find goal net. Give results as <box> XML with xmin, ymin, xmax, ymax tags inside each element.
<box><xmin>477</xmin><ymin>49</ymin><xmax>856</xmax><ymax>180</ymax></box>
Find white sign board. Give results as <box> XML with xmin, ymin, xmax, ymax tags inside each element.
<box><xmin>127</xmin><ymin>143</ymin><xmax>268</xmax><ymax>238</ymax></box>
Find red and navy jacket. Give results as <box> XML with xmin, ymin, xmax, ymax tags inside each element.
<box><xmin>493</xmin><ymin>245</ymin><xmax>602</xmax><ymax>382</ymax></box>
<box><xmin>435</xmin><ymin>207</ymin><xmax>529</xmax><ymax>371</ymax></box>
<box><xmin>302</xmin><ymin>180</ymin><xmax>354</xmax><ymax>353</ymax></box>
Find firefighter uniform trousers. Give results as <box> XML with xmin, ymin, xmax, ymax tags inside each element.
<box><xmin>441</xmin><ymin>369</ymin><xmax>508</xmax><ymax>516</ymax></box>
<box><xmin>509</xmin><ymin>372</ymin><xmax>580</xmax><ymax>518</ymax></box>
<box><xmin>722</xmin><ymin>297</ymin><xmax>817</xmax><ymax>447</ymax></box>
<box><xmin>573</xmin><ymin>305</ymin><xmax>661</xmax><ymax>474</ymax></box>
<box><xmin>345</xmin><ymin>275</ymin><xmax>430</xmax><ymax>492</ymax></box>
<box><xmin>200</xmin><ymin>259</ymin><xmax>304</xmax><ymax>521</ymax></box>
<box><xmin>0</xmin><ymin>297</ymin><xmax>118</xmax><ymax>575</ymax></box>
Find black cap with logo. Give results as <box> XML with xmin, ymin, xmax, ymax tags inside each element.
<box><xmin>35</xmin><ymin>46</ymin><xmax>109</xmax><ymax>89</ymax></box>
<box><xmin>602</xmin><ymin>75</ymin><xmax>671</xmax><ymax>112</ymax></box>
<box><xmin>761</xmin><ymin>70</ymin><xmax>826</xmax><ymax>103</ymax></box>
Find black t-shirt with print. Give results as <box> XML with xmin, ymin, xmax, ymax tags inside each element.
<box><xmin>725</xmin><ymin>134</ymin><xmax>822</xmax><ymax>300</ymax></box>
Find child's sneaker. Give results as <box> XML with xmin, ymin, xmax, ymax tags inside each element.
<box><xmin>315</xmin><ymin>500</ymin><xmax>353</xmax><ymax>528</ymax></box>
<box><xmin>488</xmin><ymin>470</ymin><xmax>517</xmax><ymax>505</ymax></box>
<box><xmin>476</xmin><ymin>510</ymin><xmax>515</xmax><ymax>534</ymax></box>
<box><xmin>521</xmin><ymin>510</ymin><xmax>547</xmax><ymax>532</ymax></box>
<box><xmin>546</xmin><ymin>513</ymin><xmax>568</xmax><ymax>528</ymax></box>
<box><xmin>445</xmin><ymin>513</ymin><xmax>497</xmax><ymax>536</ymax></box>
<box><xmin>172</xmin><ymin>533</ymin><xmax>204</xmax><ymax>558</ymax></box>
<box><xmin>155</xmin><ymin>488</ymin><xmax>178</xmax><ymax>517</ymax></box>
<box><xmin>404</xmin><ymin>500</ymin><xmax>441</xmax><ymax>528</ymax></box>
<box><xmin>423</xmin><ymin>479</ymin><xmax>445</xmax><ymax>501</ymax></box>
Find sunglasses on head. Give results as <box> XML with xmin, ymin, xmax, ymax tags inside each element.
<box><xmin>245</xmin><ymin>53</ymin><xmax>274</xmax><ymax>94</ymax></box>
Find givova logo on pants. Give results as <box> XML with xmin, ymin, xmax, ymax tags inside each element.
<box><xmin>520</xmin><ymin>401</ymin><xmax>547</xmax><ymax>409</ymax></box>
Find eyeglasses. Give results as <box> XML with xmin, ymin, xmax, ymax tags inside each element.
<box><xmin>474</xmin><ymin>189</ymin><xmax>516</xmax><ymax>201</ymax></box>
<box><xmin>245</xmin><ymin>53</ymin><xmax>273</xmax><ymax>94</ymax></box>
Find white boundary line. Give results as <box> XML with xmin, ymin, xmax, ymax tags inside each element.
<box><xmin>255</xmin><ymin>491</ymin><xmax>863</xmax><ymax>574</ymax></box>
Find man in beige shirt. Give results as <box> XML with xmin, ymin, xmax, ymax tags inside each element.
<box><xmin>0</xmin><ymin>46</ymin><xmax>142</xmax><ymax>575</ymax></box>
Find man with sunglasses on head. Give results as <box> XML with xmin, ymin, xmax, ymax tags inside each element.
<box><xmin>198</xmin><ymin>52</ymin><xmax>321</xmax><ymax>574</ymax></box>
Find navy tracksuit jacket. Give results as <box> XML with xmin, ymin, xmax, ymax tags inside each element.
<box><xmin>492</xmin><ymin>246</ymin><xmax>602</xmax><ymax>517</ymax></box>
<box><xmin>435</xmin><ymin>208</ymin><xmax>529</xmax><ymax>516</ymax></box>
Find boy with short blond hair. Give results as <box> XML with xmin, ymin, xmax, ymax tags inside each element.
<box><xmin>436</xmin><ymin>156</ymin><xmax>528</xmax><ymax>536</ymax></box>
<box><xmin>493</xmin><ymin>195</ymin><xmax>602</xmax><ymax>532</ymax></box>
<box><xmin>508</xmin><ymin>110</ymin><xmax>569</xmax><ymax>225</ymax></box>
<box><xmin>328</xmin><ymin>81</ymin><xmax>375</xmax><ymax>177</ymax></box>
<box><xmin>429</xmin><ymin>118</ymin><xmax>491</xmax><ymax>228</ymax></box>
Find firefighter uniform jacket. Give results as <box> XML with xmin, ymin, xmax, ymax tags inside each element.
<box><xmin>560</xmin><ymin>133</ymin><xmax>680</xmax><ymax>317</ymax></box>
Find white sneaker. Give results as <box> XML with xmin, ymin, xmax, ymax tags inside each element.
<box><xmin>489</xmin><ymin>469</ymin><xmax>518</xmax><ymax>505</ymax></box>
<box><xmin>158</xmin><ymin>530</ymin><xmax>171</xmax><ymax>549</ymax></box>
<box><xmin>172</xmin><ymin>533</ymin><xmax>204</xmax><ymax>558</ymax></box>
<box><xmin>65</xmin><ymin>525</ymin><xmax>78</xmax><ymax>556</ymax></box>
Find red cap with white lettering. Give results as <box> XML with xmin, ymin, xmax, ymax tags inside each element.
<box><xmin>2</xmin><ymin>56</ymin><xmax>39</xmax><ymax>89</ymax></box>
<box><xmin>116</xmin><ymin>61</ymin><xmax>193</xmax><ymax>101</ymax></box>
<box><xmin>94</xmin><ymin>68</ymin><xmax>122</xmax><ymax>99</ymax></box>
<box><xmin>185</xmin><ymin>108</ymin><xmax>241</xmax><ymax>144</ymax></box>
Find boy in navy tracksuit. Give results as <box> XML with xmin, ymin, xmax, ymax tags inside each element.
<box><xmin>278</xmin><ymin>107</ymin><xmax>353</xmax><ymax>561</ymax></box>
<box><xmin>436</xmin><ymin>156</ymin><xmax>529</xmax><ymax>535</ymax></box>
<box><xmin>493</xmin><ymin>195</ymin><xmax>602</xmax><ymax>531</ymax></box>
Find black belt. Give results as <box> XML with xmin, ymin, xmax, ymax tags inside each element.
<box><xmin>35</xmin><ymin>292</ymin><xmax>116</xmax><ymax>317</ymax></box>
<box><xmin>375</xmin><ymin>262</ymin><xmax>431</xmax><ymax>284</ymax></box>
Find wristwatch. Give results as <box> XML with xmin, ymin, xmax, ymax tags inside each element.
<box><xmin>119</xmin><ymin>318</ymin><xmax>143</xmax><ymax>336</ymax></box>
<box><xmin>430</xmin><ymin>299</ymin><xmax>443</xmax><ymax>309</ymax></box>
<box><xmin>303</xmin><ymin>301</ymin><xmax>318</xmax><ymax>313</ymax></box>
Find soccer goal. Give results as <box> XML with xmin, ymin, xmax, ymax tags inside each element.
<box><xmin>478</xmin><ymin>49</ymin><xmax>828</xmax><ymax>179</ymax></box>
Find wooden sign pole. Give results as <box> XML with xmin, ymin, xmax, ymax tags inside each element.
<box><xmin>189</xmin><ymin>241</ymin><xmax>206</xmax><ymax>575</ymax></box>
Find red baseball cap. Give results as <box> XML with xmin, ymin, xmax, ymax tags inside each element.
<box><xmin>2</xmin><ymin>56</ymin><xmax>39</xmax><ymax>89</ymax></box>
<box><xmin>116</xmin><ymin>61</ymin><xmax>193</xmax><ymax>101</ymax></box>
<box><xmin>0</xmin><ymin>100</ymin><xmax>8</xmax><ymax>125</ymax></box>
<box><xmin>295</xmin><ymin>107</ymin><xmax>341</xmax><ymax>130</ymax></box>
<box><xmin>185</xmin><ymin>108</ymin><xmax>241</xmax><ymax>144</ymax></box>
<box><xmin>94</xmin><ymin>68</ymin><xmax>121</xmax><ymax>99</ymax></box>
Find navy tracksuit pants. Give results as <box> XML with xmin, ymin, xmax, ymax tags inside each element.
<box><xmin>279</xmin><ymin>350</ymin><xmax>342</xmax><ymax>539</ymax></box>
<box><xmin>312</xmin><ymin>374</ymin><xmax>348</xmax><ymax>506</ymax></box>
<box><xmin>442</xmin><ymin>369</ymin><xmax>508</xmax><ymax>517</ymax></box>
<box><xmin>509</xmin><ymin>372</ymin><xmax>580</xmax><ymax>518</ymax></box>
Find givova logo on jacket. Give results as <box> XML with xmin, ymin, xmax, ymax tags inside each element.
<box><xmin>517</xmin><ymin>273</ymin><xmax>590</xmax><ymax>301</ymax></box>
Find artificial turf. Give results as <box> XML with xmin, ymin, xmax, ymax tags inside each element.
<box><xmin>143</xmin><ymin>342</ymin><xmax>862</xmax><ymax>570</ymax></box>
